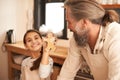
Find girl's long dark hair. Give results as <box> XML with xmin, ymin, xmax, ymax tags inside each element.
<box><xmin>30</xmin><ymin>46</ymin><xmax>43</xmax><ymax>70</ymax></box>
<box><xmin>23</xmin><ymin>29</ymin><xmax>43</xmax><ymax>71</ymax></box>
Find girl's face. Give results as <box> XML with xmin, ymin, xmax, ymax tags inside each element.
<box><xmin>25</xmin><ymin>32</ymin><xmax>43</xmax><ymax>52</ymax></box>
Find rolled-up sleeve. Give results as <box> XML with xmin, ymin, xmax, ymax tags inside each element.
<box><xmin>107</xmin><ymin>39</ymin><xmax>120</xmax><ymax>80</ymax></box>
<box><xmin>104</xmin><ymin>24</ymin><xmax>120</xmax><ymax>80</ymax></box>
<box><xmin>39</xmin><ymin>57</ymin><xmax>53</xmax><ymax>78</ymax></box>
<box><xmin>57</xmin><ymin>37</ymin><xmax>83</xmax><ymax>80</ymax></box>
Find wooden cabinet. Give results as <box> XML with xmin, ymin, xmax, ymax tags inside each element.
<box><xmin>102</xmin><ymin>4</ymin><xmax>120</xmax><ymax>8</ymax></box>
<box><xmin>102</xmin><ymin>4</ymin><xmax>120</xmax><ymax>23</ymax></box>
<box><xmin>102</xmin><ymin>4</ymin><xmax>120</xmax><ymax>14</ymax></box>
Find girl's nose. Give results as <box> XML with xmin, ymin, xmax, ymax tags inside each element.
<box><xmin>32</xmin><ymin>39</ymin><xmax>36</xmax><ymax>44</ymax></box>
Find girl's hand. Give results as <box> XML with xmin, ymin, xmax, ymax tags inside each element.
<box><xmin>41</xmin><ymin>41</ymin><xmax>50</xmax><ymax>65</ymax></box>
<box><xmin>43</xmin><ymin>41</ymin><xmax>50</xmax><ymax>53</ymax></box>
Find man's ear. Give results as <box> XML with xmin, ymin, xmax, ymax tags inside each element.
<box><xmin>77</xmin><ymin>19</ymin><xmax>88</xmax><ymax>26</ymax></box>
<box><xmin>77</xmin><ymin>19</ymin><xmax>88</xmax><ymax>29</ymax></box>
<box><xmin>82</xmin><ymin>19</ymin><xmax>87</xmax><ymax>24</ymax></box>
<box><xmin>82</xmin><ymin>19</ymin><xmax>91</xmax><ymax>28</ymax></box>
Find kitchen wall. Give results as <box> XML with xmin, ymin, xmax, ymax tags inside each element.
<box><xmin>0</xmin><ymin>0</ymin><xmax>71</xmax><ymax>80</ymax></box>
<box><xmin>0</xmin><ymin>0</ymin><xmax>33</xmax><ymax>80</ymax></box>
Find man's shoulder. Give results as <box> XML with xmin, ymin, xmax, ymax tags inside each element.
<box><xmin>107</xmin><ymin>22</ymin><xmax>120</xmax><ymax>33</ymax></box>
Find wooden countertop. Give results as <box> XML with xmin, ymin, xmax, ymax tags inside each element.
<box><xmin>5</xmin><ymin>41</ymin><xmax>68</xmax><ymax>61</ymax></box>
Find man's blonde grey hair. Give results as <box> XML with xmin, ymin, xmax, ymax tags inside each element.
<box><xmin>64</xmin><ymin>0</ymin><xmax>119</xmax><ymax>26</ymax></box>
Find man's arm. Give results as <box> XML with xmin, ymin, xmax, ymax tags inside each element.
<box><xmin>107</xmin><ymin>40</ymin><xmax>120</xmax><ymax>79</ymax></box>
<box><xmin>57</xmin><ymin>37</ymin><xmax>83</xmax><ymax>80</ymax></box>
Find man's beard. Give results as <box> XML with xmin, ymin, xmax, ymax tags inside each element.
<box><xmin>74</xmin><ymin>27</ymin><xmax>89</xmax><ymax>47</ymax></box>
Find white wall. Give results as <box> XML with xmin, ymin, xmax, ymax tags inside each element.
<box><xmin>0</xmin><ymin>0</ymin><xmax>71</xmax><ymax>80</ymax></box>
<box><xmin>0</xmin><ymin>0</ymin><xmax>33</xmax><ymax>80</ymax></box>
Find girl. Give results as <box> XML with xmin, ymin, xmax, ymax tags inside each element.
<box><xmin>20</xmin><ymin>29</ymin><xmax>53</xmax><ymax>80</ymax></box>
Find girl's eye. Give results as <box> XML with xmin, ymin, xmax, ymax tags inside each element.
<box><xmin>26</xmin><ymin>39</ymin><xmax>32</xmax><ymax>42</ymax></box>
<box><xmin>34</xmin><ymin>35</ymin><xmax>40</xmax><ymax>40</ymax></box>
<box><xmin>35</xmin><ymin>37</ymin><xmax>39</xmax><ymax>40</ymax></box>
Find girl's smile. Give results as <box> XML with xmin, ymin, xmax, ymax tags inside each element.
<box><xmin>25</xmin><ymin>32</ymin><xmax>43</xmax><ymax>52</ymax></box>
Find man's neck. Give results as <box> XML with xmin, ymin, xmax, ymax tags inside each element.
<box><xmin>88</xmin><ymin>24</ymin><xmax>101</xmax><ymax>51</ymax></box>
